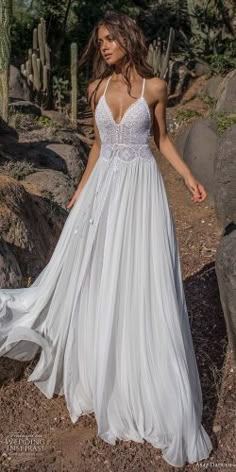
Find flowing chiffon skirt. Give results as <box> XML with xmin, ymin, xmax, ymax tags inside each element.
<box><xmin>0</xmin><ymin>149</ymin><xmax>213</xmax><ymax>467</ymax></box>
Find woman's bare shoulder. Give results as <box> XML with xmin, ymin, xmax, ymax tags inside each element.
<box><xmin>145</xmin><ymin>77</ymin><xmax>167</xmax><ymax>102</ymax></box>
<box><xmin>87</xmin><ymin>78</ymin><xmax>108</xmax><ymax>99</ymax></box>
<box><xmin>87</xmin><ymin>77</ymin><xmax>111</xmax><ymax>111</ymax></box>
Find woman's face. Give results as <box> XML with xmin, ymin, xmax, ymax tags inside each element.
<box><xmin>97</xmin><ymin>25</ymin><xmax>126</xmax><ymax>65</ymax></box>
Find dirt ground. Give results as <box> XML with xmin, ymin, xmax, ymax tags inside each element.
<box><xmin>0</xmin><ymin>79</ymin><xmax>236</xmax><ymax>472</ymax></box>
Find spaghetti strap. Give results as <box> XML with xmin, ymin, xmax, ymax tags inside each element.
<box><xmin>141</xmin><ymin>77</ymin><xmax>145</xmax><ymax>98</ymax></box>
<box><xmin>103</xmin><ymin>75</ymin><xmax>112</xmax><ymax>96</ymax></box>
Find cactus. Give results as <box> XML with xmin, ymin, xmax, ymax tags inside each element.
<box><xmin>32</xmin><ymin>53</ymin><xmax>40</xmax><ymax>91</ymax></box>
<box><xmin>33</xmin><ymin>28</ymin><xmax>38</xmax><ymax>50</ymax></box>
<box><xmin>0</xmin><ymin>0</ymin><xmax>12</xmax><ymax>122</ymax></box>
<box><xmin>160</xmin><ymin>28</ymin><xmax>175</xmax><ymax>79</ymax></box>
<box><xmin>21</xmin><ymin>17</ymin><xmax>51</xmax><ymax>107</ymax></box>
<box><xmin>147</xmin><ymin>28</ymin><xmax>175</xmax><ymax>79</ymax></box>
<box><xmin>70</xmin><ymin>42</ymin><xmax>78</xmax><ymax>125</ymax></box>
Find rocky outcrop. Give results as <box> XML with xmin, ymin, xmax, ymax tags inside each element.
<box><xmin>177</xmin><ymin>118</ymin><xmax>219</xmax><ymax>206</ymax></box>
<box><xmin>214</xmin><ymin>125</ymin><xmax>236</xmax><ymax>228</ymax></box>
<box><xmin>215</xmin><ymin>230</ymin><xmax>236</xmax><ymax>361</ymax></box>
<box><xmin>0</xmin><ymin>117</ymin><xmax>18</xmax><ymax>143</ymax></box>
<box><xmin>214</xmin><ymin>125</ymin><xmax>236</xmax><ymax>360</ymax></box>
<box><xmin>9</xmin><ymin>65</ymin><xmax>31</xmax><ymax>101</ymax></box>
<box><xmin>174</xmin><ymin>124</ymin><xmax>191</xmax><ymax>156</ymax></box>
<box><xmin>0</xmin><ymin>238</ymin><xmax>23</xmax><ymax>288</ymax></box>
<box><xmin>9</xmin><ymin>100</ymin><xmax>41</xmax><ymax>116</ymax></box>
<box><xmin>0</xmin><ymin>174</ymin><xmax>67</xmax><ymax>283</ymax></box>
<box><xmin>24</xmin><ymin>169</ymin><xmax>74</xmax><ymax>207</ymax></box>
<box><xmin>215</xmin><ymin>70</ymin><xmax>236</xmax><ymax>113</ymax></box>
<box><xmin>0</xmin><ymin>356</ymin><xmax>25</xmax><ymax>385</ymax></box>
<box><xmin>199</xmin><ymin>76</ymin><xmax>224</xmax><ymax>100</ymax></box>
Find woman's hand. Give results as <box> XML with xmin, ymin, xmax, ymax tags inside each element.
<box><xmin>66</xmin><ymin>188</ymin><xmax>82</xmax><ymax>210</ymax></box>
<box><xmin>183</xmin><ymin>174</ymin><xmax>207</xmax><ymax>203</ymax></box>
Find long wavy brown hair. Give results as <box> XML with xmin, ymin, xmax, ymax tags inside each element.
<box><xmin>77</xmin><ymin>10</ymin><xmax>155</xmax><ymax>108</ymax></box>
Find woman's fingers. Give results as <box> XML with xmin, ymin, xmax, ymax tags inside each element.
<box><xmin>184</xmin><ymin>175</ymin><xmax>207</xmax><ymax>203</ymax></box>
<box><xmin>192</xmin><ymin>183</ymin><xmax>207</xmax><ymax>202</ymax></box>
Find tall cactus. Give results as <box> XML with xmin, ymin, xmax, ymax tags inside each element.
<box><xmin>0</xmin><ymin>0</ymin><xmax>12</xmax><ymax>122</ymax></box>
<box><xmin>21</xmin><ymin>17</ymin><xmax>51</xmax><ymax>106</ymax></box>
<box><xmin>147</xmin><ymin>28</ymin><xmax>175</xmax><ymax>79</ymax></box>
<box><xmin>70</xmin><ymin>42</ymin><xmax>78</xmax><ymax>125</ymax></box>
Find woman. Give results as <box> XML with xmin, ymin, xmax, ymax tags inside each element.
<box><xmin>0</xmin><ymin>11</ymin><xmax>213</xmax><ymax>468</ymax></box>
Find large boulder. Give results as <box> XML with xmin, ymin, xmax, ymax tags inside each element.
<box><xmin>0</xmin><ymin>174</ymin><xmax>67</xmax><ymax>280</ymax></box>
<box><xmin>9</xmin><ymin>65</ymin><xmax>30</xmax><ymax>101</ymax></box>
<box><xmin>0</xmin><ymin>357</ymin><xmax>25</xmax><ymax>385</ymax></box>
<box><xmin>174</xmin><ymin>124</ymin><xmax>192</xmax><ymax>156</ymax></box>
<box><xmin>187</xmin><ymin>59</ymin><xmax>211</xmax><ymax>77</ymax></box>
<box><xmin>24</xmin><ymin>169</ymin><xmax>74</xmax><ymax>207</ymax></box>
<box><xmin>214</xmin><ymin>125</ymin><xmax>236</xmax><ymax>228</ymax></box>
<box><xmin>8</xmin><ymin>100</ymin><xmax>41</xmax><ymax>116</ymax></box>
<box><xmin>1</xmin><ymin>142</ymin><xmax>86</xmax><ymax>184</ymax></box>
<box><xmin>0</xmin><ymin>239</ymin><xmax>23</xmax><ymax>288</ymax></box>
<box><xmin>41</xmin><ymin>109</ymin><xmax>71</xmax><ymax>127</ymax></box>
<box><xmin>199</xmin><ymin>76</ymin><xmax>224</xmax><ymax>100</ymax></box>
<box><xmin>0</xmin><ymin>117</ymin><xmax>18</xmax><ymax>143</ymax></box>
<box><xmin>215</xmin><ymin>230</ymin><xmax>236</xmax><ymax>361</ymax></box>
<box><xmin>181</xmin><ymin>118</ymin><xmax>219</xmax><ymax>206</ymax></box>
<box><xmin>215</xmin><ymin>70</ymin><xmax>236</xmax><ymax>113</ymax></box>
<box><xmin>45</xmin><ymin>143</ymin><xmax>86</xmax><ymax>186</ymax></box>
<box><xmin>214</xmin><ymin>124</ymin><xmax>236</xmax><ymax>360</ymax></box>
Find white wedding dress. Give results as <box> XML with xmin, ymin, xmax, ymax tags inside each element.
<box><xmin>0</xmin><ymin>75</ymin><xmax>213</xmax><ymax>467</ymax></box>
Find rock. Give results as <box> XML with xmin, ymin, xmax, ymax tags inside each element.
<box><xmin>0</xmin><ymin>117</ymin><xmax>18</xmax><ymax>143</ymax></box>
<box><xmin>167</xmin><ymin>60</ymin><xmax>196</xmax><ymax>106</ymax></box>
<box><xmin>24</xmin><ymin>169</ymin><xmax>74</xmax><ymax>207</ymax></box>
<box><xmin>45</xmin><ymin>143</ymin><xmax>86</xmax><ymax>185</ymax></box>
<box><xmin>1</xmin><ymin>141</ymin><xmax>68</xmax><ymax>174</ymax></box>
<box><xmin>51</xmin><ymin>128</ymin><xmax>90</xmax><ymax>154</ymax></box>
<box><xmin>187</xmin><ymin>59</ymin><xmax>212</xmax><ymax>77</ymax></box>
<box><xmin>214</xmin><ymin>125</ymin><xmax>236</xmax><ymax>229</ymax></box>
<box><xmin>212</xmin><ymin>424</ymin><xmax>222</xmax><ymax>434</ymax></box>
<box><xmin>9</xmin><ymin>64</ymin><xmax>31</xmax><ymax>101</ymax></box>
<box><xmin>1</xmin><ymin>140</ymin><xmax>87</xmax><ymax>189</ymax></box>
<box><xmin>0</xmin><ymin>239</ymin><xmax>23</xmax><ymax>288</ymax></box>
<box><xmin>215</xmin><ymin>70</ymin><xmax>236</xmax><ymax>113</ymax></box>
<box><xmin>41</xmin><ymin>109</ymin><xmax>71</xmax><ymax>126</ymax></box>
<box><xmin>215</xmin><ymin>230</ymin><xmax>236</xmax><ymax>362</ymax></box>
<box><xmin>0</xmin><ymin>174</ymin><xmax>67</xmax><ymax>280</ymax></box>
<box><xmin>9</xmin><ymin>100</ymin><xmax>41</xmax><ymax>116</ymax></box>
<box><xmin>174</xmin><ymin>124</ymin><xmax>191</xmax><ymax>156</ymax></box>
<box><xmin>0</xmin><ymin>357</ymin><xmax>25</xmax><ymax>385</ymax></box>
<box><xmin>214</xmin><ymin>125</ymin><xmax>236</xmax><ymax>361</ymax></box>
<box><xmin>182</xmin><ymin>118</ymin><xmax>219</xmax><ymax>206</ymax></box>
<box><xmin>166</xmin><ymin>110</ymin><xmax>178</xmax><ymax>134</ymax></box>
<box><xmin>199</xmin><ymin>76</ymin><xmax>224</xmax><ymax>99</ymax></box>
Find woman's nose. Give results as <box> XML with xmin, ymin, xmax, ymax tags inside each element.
<box><xmin>102</xmin><ymin>41</ymin><xmax>109</xmax><ymax>52</ymax></box>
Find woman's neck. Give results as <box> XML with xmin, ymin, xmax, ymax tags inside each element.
<box><xmin>112</xmin><ymin>64</ymin><xmax>139</xmax><ymax>82</ymax></box>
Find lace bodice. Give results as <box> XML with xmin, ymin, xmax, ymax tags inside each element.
<box><xmin>94</xmin><ymin>76</ymin><xmax>153</xmax><ymax>163</ymax></box>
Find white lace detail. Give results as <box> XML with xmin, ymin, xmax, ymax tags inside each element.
<box><xmin>100</xmin><ymin>143</ymin><xmax>154</xmax><ymax>163</ymax></box>
<box><xmin>94</xmin><ymin>75</ymin><xmax>153</xmax><ymax>163</ymax></box>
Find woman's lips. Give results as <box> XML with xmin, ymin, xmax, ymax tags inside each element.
<box><xmin>104</xmin><ymin>54</ymin><xmax>112</xmax><ymax>59</ymax></box>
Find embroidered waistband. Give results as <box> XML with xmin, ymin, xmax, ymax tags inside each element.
<box><xmin>100</xmin><ymin>142</ymin><xmax>153</xmax><ymax>162</ymax></box>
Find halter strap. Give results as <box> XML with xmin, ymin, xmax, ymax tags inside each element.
<box><xmin>141</xmin><ymin>77</ymin><xmax>145</xmax><ymax>98</ymax></box>
<box><xmin>103</xmin><ymin>75</ymin><xmax>112</xmax><ymax>96</ymax></box>
<box><xmin>104</xmin><ymin>75</ymin><xmax>145</xmax><ymax>97</ymax></box>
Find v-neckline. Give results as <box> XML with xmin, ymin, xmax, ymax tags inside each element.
<box><xmin>103</xmin><ymin>75</ymin><xmax>145</xmax><ymax>127</ymax></box>
<box><xmin>103</xmin><ymin>95</ymin><xmax>144</xmax><ymax>127</ymax></box>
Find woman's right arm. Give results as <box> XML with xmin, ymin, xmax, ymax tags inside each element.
<box><xmin>67</xmin><ymin>80</ymin><xmax>102</xmax><ymax>209</ymax></box>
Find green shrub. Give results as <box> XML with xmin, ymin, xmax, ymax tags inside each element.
<box><xmin>175</xmin><ymin>108</ymin><xmax>202</xmax><ymax>125</ymax></box>
<box><xmin>208</xmin><ymin>111</ymin><xmax>236</xmax><ymax>135</ymax></box>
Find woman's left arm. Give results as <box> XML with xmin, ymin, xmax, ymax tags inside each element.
<box><xmin>152</xmin><ymin>79</ymin><xmax>207</xmax><ymax>203</ymax></box>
